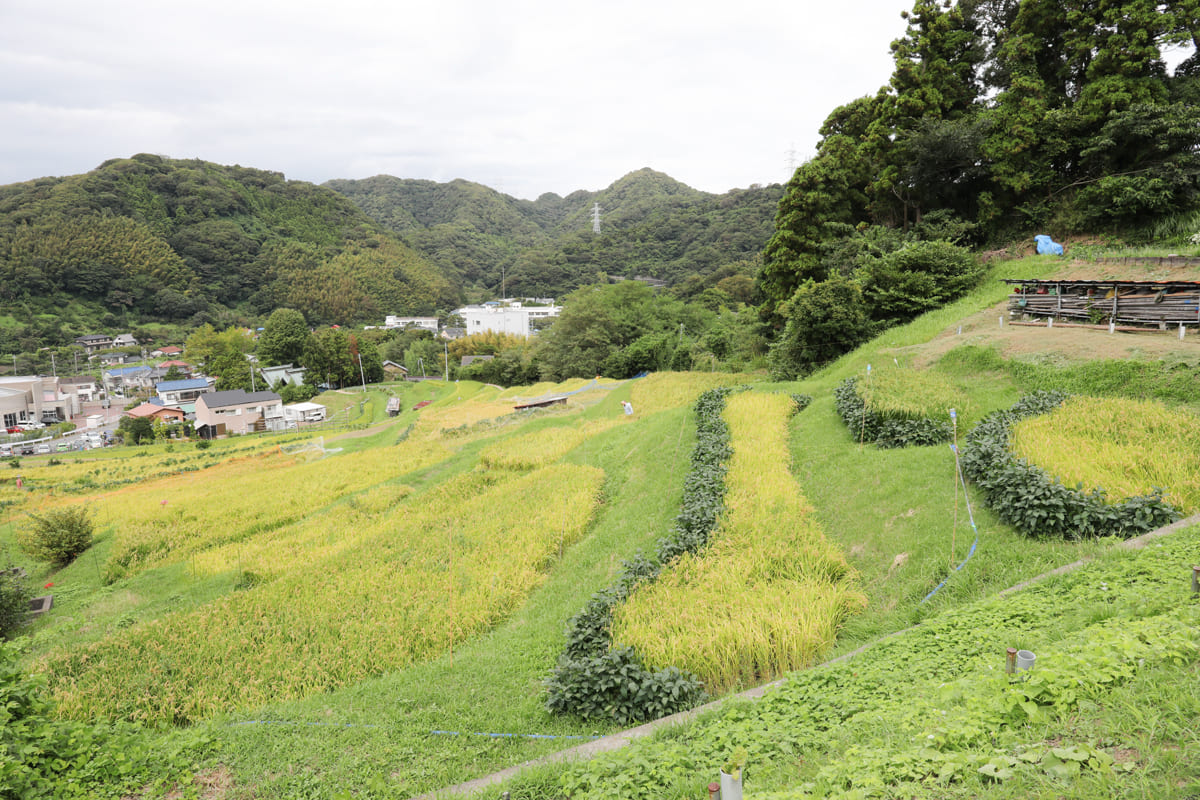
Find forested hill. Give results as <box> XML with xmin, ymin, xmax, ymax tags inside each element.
<box><xmin>0</xmin><ymin>154</ymin><xmax>457</xmax><ymax>333</ymax></box>
<box><xmin>325</xmin><ymin>169</ymin><xmax>784</xmax><ymax>300</ymax></box>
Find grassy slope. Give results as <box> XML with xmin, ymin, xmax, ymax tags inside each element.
<box><xmin>5</xmin><ymin>254</ymin><xmax>1200</xmax><ymax>798</ymax></box>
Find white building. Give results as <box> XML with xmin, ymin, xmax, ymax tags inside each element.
<box><xmin>283</xmin><ymin>401</ymin><xmax>327</xmax><ymax>425</ymax></box>
<box><xmin>456</xmin><ymin>302</ymin><xmax>561</xmax><ymax>337</ymax></box>
<box><xmin>384</xmin><ymin>316</ymin><xmax>439</xmax><ymax>332</ymax></box>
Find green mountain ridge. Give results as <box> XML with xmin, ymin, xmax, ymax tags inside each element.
<box><xmin>325</xmin><ymin>168</ymin><xmax>782</xmax><ymax>299</ymax></box>
<box><xmin>0</xmin><ymin>157</ymin><xmax>780</xmax><ymax>352</ymax></box>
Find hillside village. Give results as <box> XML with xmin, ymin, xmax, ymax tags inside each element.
<box><xmin>1</xmin><ymin>2</ymin><xmax>1199</xmax><ymax>797</ymax></box>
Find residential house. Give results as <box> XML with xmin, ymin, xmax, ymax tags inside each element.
<box><xmin>151</xmin><ymin>345</ymin><xmax>183</xmax><ymax>358</ymax></box>
<box><xmin>461</xmin><ymin>355</ymin><xmax>494</xmax><ymax>367</ymax></box>
<box><xmin>194</xmin><ymin>390</ymin><xmax>284</xmax><ymax>438</ymax></box>
<box><xmin>74</xmin><ymin>334</ymin><xmax>113</xmax><ymax>354</ymax></box>
<box><xmin>124</xmin><ymin>402</ymin><xmax>186</xmax><ymax>424</ymax></box>
<box><xmin>259</xmin><ymin>363</ymin><xmax>306</xmax><ymax>390</ymax></box>
<box><xmin>103</xmin><ymin>365</ymin><xmax>156</xmax><ymax>396</ymax></box>
<box><xmin>112</xmin><ymin>334</ymin><xmax>138</xmax><ymax>348</ymax></box>
<box><xmin>157</xmin><ymin>360</ymin><xmax>193</xmax><ymax>376</ymax></box>
<box><xmin>58</xmin><ymin>375</ymin><xmax>99</xmax><ymax>404</ymax></box>
<box><xmin>156</xmin><ymin>378</ymin><xmax>212</xmax><ymax>407</ymax></box>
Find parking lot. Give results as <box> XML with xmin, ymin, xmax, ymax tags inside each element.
<box><xmin>1</xmin><ymin>399</ymin><xmax>124</xmax><ymax>458</ymax></box>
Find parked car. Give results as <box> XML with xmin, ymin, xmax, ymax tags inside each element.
<box><xmin>19</xmin><ymin>446</ymin><xmax>35</xmax><ymax>456</ymax></box>
<box><xmin>5</xmin><ymin>426</ymin><xmax>21</xmax><ymax>434</ymax></box>
<box><xmin>36</xmin><ymin>444</ymin><xmax>50</xmax><ymax>455</ymax></box>
<box><xmin>17</xmin><ymin>420</ymin><xmax>45</xmax><ymax>431</ymax></box>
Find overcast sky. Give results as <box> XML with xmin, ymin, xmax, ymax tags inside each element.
<box><xmin>1</xmin><ymin>1</ymin><xmax>912</xmax><ymax>200</ymax></box>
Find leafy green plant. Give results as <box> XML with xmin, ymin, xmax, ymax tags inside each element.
<box><xmin>960</xmin><ymin>392</ymin><xmax>1180</xmax><ymax>538</ymax></box>
<box><xmin>16</xmin><ymin>506</ymin><xmax>95</xmax><ymax>567</ymax></box>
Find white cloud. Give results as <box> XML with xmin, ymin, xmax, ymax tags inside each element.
<box><xmin>0</xmin><ymin>0</ymin><xmax>910</xmax><ymax>198</ymax></box>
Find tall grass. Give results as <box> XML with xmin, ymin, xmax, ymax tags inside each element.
<box><xmin>612</xmin><ymin>392</ymin><xmax>864</xmax><ymax>692</ymax></box>
<box><xmin>1010</xmin><ymin>395</ymin><xmax>1200</xmax><ymax>511</ymax></box>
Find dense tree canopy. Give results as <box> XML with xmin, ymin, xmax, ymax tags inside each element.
<box><xmin>256</xmin><ymin>308</ymin><xmax>309</xmax><ymax>366</ymax></box>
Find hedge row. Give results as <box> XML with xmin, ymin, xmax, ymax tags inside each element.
<box><xmin>960</xmin><ymin>391</ymin><xmax>1180</xmax><ymax>539</ymax></box>
<box><xmin>833</xmin><ymin>378</ymin><xmax>952</xmax><ymax>449</ymax></box>
<box><xmin>544</xmin><ymin>387</ymin><xmax>738</xmax><ymax>724</ymax></box>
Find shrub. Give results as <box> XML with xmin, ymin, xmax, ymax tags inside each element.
<box><xmin>0</xmin><ymin>568</ymin><xmax>30</xmax><ymax>640</ymax></box>
<box><xmin>16</xmin><ymin>506</ymin><xmax>95</xmax><ymax>567</ymax></box>
<box><xmin>960</xmin><ymin>392</ymin><xmax>1180</xmax><ymax>538</ymax></box>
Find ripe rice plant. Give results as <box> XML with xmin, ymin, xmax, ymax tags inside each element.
<box><xmin>628</xmin><ymin>372</ymin><xmax>746</xmax><ymax>417</ymax></box>
<box><xmin>858</xmin><ymin>364</ymin><xmax>966</xmax><ymax>424</ymax></box>
<box><xmin>612</xmin><ymin>392</ymin><xmax>865</xmax><ymax>693</ymax></box>
<box><xmin>41</xmin><ymin>463</ymin><xmax>605</xmax><ymax>723</ymax></box>
<box><xmin>1010</xmin><ymin>395</ymin><xmax>1200</xmax><ymax>511</ymax></box>
<box><xmin>478</xmin><ymin>420</ymin><xmax>620</xmax><ymax>470</ymax></box>
<box><xmin>189</xmin><ymin>481</ymin><xmax>419</xmax><ymax>579</ymax></box>
<box><xmin>101</xmin><ymin>436</ymin><xmax>459</xmax><ymax>581</ymax></box>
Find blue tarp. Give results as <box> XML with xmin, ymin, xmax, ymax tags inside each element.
<box><xmin>1034</xmin><ymin>234</ymin><xmax>1064</xmax><ymax>255</ymax></box>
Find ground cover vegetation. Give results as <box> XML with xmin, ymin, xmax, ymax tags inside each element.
<box><xmin>550</xmin><ymin>526</ymin><xmax>1200</xmax><ymax>800</ymax></box>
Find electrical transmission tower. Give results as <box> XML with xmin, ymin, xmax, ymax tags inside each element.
<box><xmin>592</xmin><ymin>202</ymin><xmax>601</xmax><ymax>234</ymax></box>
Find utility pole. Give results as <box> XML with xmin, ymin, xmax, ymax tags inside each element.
<box><xmin>592</xmin><ymin>202</ymin><xmax>601</xmax><ymax>234</ymax></box>
<box><xmin>358</xmin><ymin>353</ymin><xmax>366</xmax><ymax>392</ymax></box>
<box><xmin>443</xmin><ymin>341</ymin><xmax>449</xmax><ymax>381</ymax></box>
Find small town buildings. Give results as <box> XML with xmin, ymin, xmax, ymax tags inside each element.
<box><xmin>456</xmin><ymin>302</ymin><xmax>561</xmax><ymax>337</ymax></box>
<box><xmin>104</xmin><ymin>365</ymin><xmax>155</xmax><ymax>395</ymax></box>
<box><xmin>75</xmin><ymin>334</ymin><xmax>114</xmax><ymax>353</ymax></box>
<box><xmin>112</xmin><ymin>333</ymin><xmax>138</xmax><ymax>348</ymax></box>
<box><xmin>0</xmin><ymin>376</ymin><xmax>76</xmax><ymax>427</ymax></box>
<box><xmin>58</xmin><ymin>375</ymin><xmax>99</xmax><ymax>404</ymax></box>
<box><xmin>384</xmin><ymin>316</ymin><xmax>439</xmax><ymax>332</ymax></box>
<box><xmin>157</xmin><ymin>359</ymin><xmax>192</xmax><ymax>374</ymax></box>
<box><xmin>151</xmin><ymin>345</ymin><xmax>183</xmax><ymax>358</ymax></box>
<box><xmin>195</xmin><ymin>390</ymin><xmax>285</xmax><ymax>438</ymax></box>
